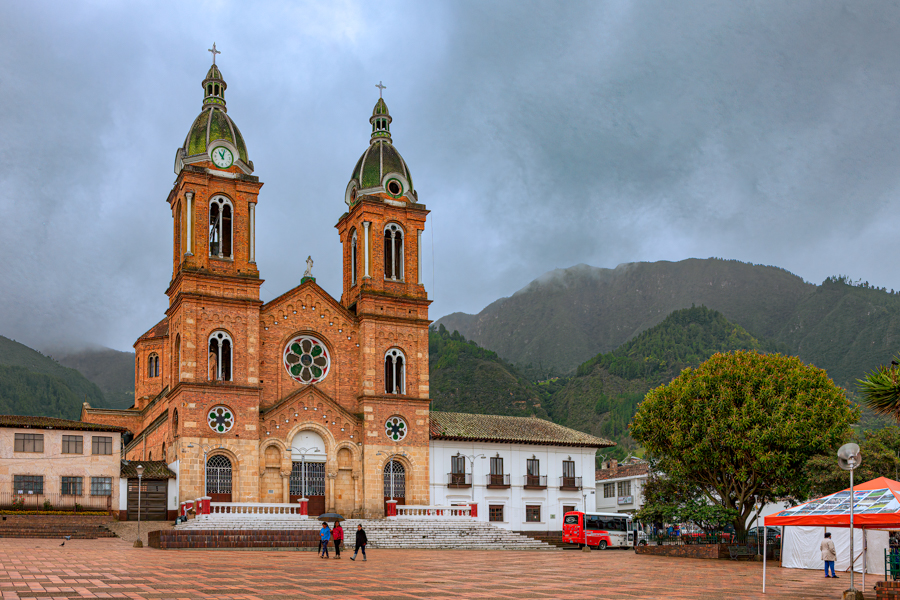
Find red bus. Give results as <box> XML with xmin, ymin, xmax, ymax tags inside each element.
<box><xmin>563</xmin><ymin>511</ymin><xmax>634</xmax><ymax>549</ymax></box>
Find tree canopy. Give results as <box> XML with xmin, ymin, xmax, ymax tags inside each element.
<box><xmin>630</xmin><ymin>351</ymin><xmax>857</xmax><ymax>534</ymax></box>
<box><xmin>858</xmin><ymin>356</ymin><xmax>900</xmax><ymax>420</ymax></box>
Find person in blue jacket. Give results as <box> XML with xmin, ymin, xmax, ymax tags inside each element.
<box><xmin>319</xmin><ymin>523</ymin><xmax>331</xmax><ymax>558</ymax></box>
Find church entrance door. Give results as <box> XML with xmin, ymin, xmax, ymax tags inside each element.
<box><xmin>383</xmin><ymin>460</ymin><xmax>406</xmax><ymax>515</ymax></box>
<box><xmin>206</xmin><ymin>455</ymin><xmax>233</xmax><ymax>503</ymax></box>
<box><xmin>290</xmin><ymin>461</ymin><xmax>326</xmax><ymax>516</ymax></box>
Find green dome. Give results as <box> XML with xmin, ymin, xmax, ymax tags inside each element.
<box><xmin>176</xmin><ymin>62</ymin><xmax>252</xmax><ymax>174</ymax></box>
<box><xmin>345</xmin><ymin>97</ymin><xmax>415</xmax><ymax>205</ymax></box>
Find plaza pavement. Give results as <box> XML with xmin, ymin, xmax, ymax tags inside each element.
<box><xmin>0</xmin><ymin>538</ymin><xmax>873</xmax><ymax>599</ymax></box>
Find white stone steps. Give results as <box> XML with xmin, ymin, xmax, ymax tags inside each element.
<box><xmin>174</xmin><ymin>518</ymin><xmax>558</xmax><ymax>550</ymax></box>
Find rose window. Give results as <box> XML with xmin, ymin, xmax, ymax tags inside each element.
<box><xmin>208</xmin><ymin>406</ymin><xmax>234</xmax><ymax>433</ymax></box>
<box><xmin>284</xmin><ymin>336</ymin><xmax>330</xmax><ymax>384</ymax></box>
<box><xmin>385</xmin><ymin>416</ymin><xmax>408</xmax><ymax>442</ymax></box>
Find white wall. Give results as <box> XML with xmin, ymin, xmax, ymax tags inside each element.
<box><xmin>595</xmin><ymin>475</ymin><xmax>647</xmax><ymax>513</ymax></box>
<box><xmin>430</xmin><ymin>440</ymin><xmax>597</xmax><ymax>531</ymax></box>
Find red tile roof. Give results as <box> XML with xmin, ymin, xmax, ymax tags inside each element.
<box><xmin>0</xmin><ymin>415</ymin><xmax>128</xmax><ymax>433</ymax></box>
<box><xmin>595</xmin><ymin>461</ymin><xmax>650</xmax><ymax>481</ymax></box>
<box><xmin>138</xmin><ymin>318</ymin><xmax>169</xmax><ymax>341</ymax></box>
<box><xmin>430</xmin><ymin>411</ymin><xmax>614</xmax><ymax>448</ymax></box>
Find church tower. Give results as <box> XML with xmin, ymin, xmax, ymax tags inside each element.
<box><xmin>336</xmin><ymin>91</ymin><xmax>432</xmax><ymax>515</ymax></box>
<box><xmin>161</xmin><ymin>50</ymin><xmax>264</xmax><ymax>501</ymax></box>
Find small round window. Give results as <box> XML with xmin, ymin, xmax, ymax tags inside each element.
<box><xmin>284</xmin><ymin>336</ymin><xmax>331</xmax><ymax>384</ymax></box>
<box><xmin>208</xmin><ymin>406</ymin><xmax>234</xmax><ymax>433</ymax></box>
<box><xmin>386</xmin><ymin>179</ymin><xmax>402</xmax><ymax>197</ymax></box>
<box><xmin>385</xmin><ymin>416</ymin><xmax>408</xmax><ymax>442</ymax></box>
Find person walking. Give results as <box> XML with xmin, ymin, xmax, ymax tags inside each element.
<box><xmin>821</xmin><ymin>532</ymin><xmax>837</xmax><ymax>578</ymax></box>
<box><xmin>350</xmin><ymin>524</ymin><xmax>368</xmax><ymax>561</ymax></box>
<box><xmin>319</xmin><ymin>522</ymin><xmax>331</xmax><ymax>559</ymax></box>
<box><xmin>332</xmin><ymin>522</ymin><xmax>344</xmax><ymax>559</ymax></box>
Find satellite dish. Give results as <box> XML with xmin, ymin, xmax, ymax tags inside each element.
<box><xmin>838</xmin><ymin>442</ymin><xmax>862</xmax><ymax>471</ymax></box>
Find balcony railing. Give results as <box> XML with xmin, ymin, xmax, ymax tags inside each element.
<box><xmin>559</xmin><ymin>476</ymin><xmax>583</xmax><ymax>490</ymax></box>
<box><xmin>447</xmin><ymin>472</ymin><xmax>472</xmax><ymax>488</ymax></box>
<box><xmin>486</xmin><ymin>473</ymin><xmax>510</xmax><ymax>488</ymax></box>
<box><xmin>523</xmin><ymin>475</ymin><xmax>547</xmax><ymax>489</ymax></box>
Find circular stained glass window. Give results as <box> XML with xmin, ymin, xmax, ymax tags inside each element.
<box><xmin>208</xmin><ymin>406</ymin><xmax>234</xmax><ymax>433</ymax></box>
<box><xmin>385</xmin><ymin>416</ymin><xmax>407</xmax><ymax>442</ymax></box>
<box><xmin>284</xmin><ymin>336</ymin><xmax>330</xmax><ymax>384</ymax></box>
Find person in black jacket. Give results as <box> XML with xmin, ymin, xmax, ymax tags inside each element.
<box><xmin>350</xmin><ymin>524</ymin><xmax>368</xmax><ymax>561</ymax></box>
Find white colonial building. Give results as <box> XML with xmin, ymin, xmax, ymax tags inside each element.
<box><xmin>429</xmin><ymin>412</ymin><xmax>611</xmax><ymax>531</ymax></box>
<box><xmin>595</xmin><ymin>457</ymin><xmax>649</xmax><ymax>514</ymax></box>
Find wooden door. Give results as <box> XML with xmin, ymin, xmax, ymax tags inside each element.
<box><xmin>128</xmin><ymin>479</ymin><xmax>168</xmax><ymax>521</ymax></box>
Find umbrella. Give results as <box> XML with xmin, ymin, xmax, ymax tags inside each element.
<box><xmin>317</xmin><ymin>513</ymin><xmax>345</xmax><ymax>522</ymax></box>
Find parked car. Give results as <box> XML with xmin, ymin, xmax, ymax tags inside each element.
<box><xmin>747</xmin><ymin>526</ymin><xmax>781</xmax><ymax>542</ymax></box>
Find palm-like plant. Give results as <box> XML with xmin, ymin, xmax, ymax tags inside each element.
<box><xmin>858</xmin><ymin>356</ymin><xmax>900</xmax><ymax>418</ymax></box>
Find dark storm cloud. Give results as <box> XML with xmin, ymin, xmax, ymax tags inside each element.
<box><xmin>1</xmin><ymin>1</ymin><xmax>899</xmax><ymax>352</ymax></box>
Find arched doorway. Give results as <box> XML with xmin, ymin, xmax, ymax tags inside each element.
<box><xmin>289</xmin><ymin>431</ymin><xmax>327</xmax><ymax>516</ymax></box>
<box><xmin>383</xmin><ymin>460</ymin><xmax>406</xmax><ymax>515</ymax></box>
<box><xmin>206</xmin><ymin>455</ymin><xmax>233</xmax><ymax>502</ymax></box>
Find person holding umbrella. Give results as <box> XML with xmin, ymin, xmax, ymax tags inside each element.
<box><xmin>332</xmin><ymin>521</ymin><xmax>344</xmax><ymax>558</ymax></box>
<box><xmin>317</xmin><ymin>513</ymin><xmax>345</xmax><ymax>559</ymax></box>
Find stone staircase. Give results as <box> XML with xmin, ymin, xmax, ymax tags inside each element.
<box><xmin>0</xmin><ymin>515</ymin><xmax>117</xmax><ymax>539</ymax></box>
<box><xmin>168</xmin><ymin>517</ymin><xmax>558</xmax><ymax>550</ymax></box>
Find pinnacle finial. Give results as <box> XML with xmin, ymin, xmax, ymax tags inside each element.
<box><xmin>208</xmin><ymin>43</ymin><xmax>221</xmax><ymax>65</ymax></box>
<box><xmin>376</xmin><ymin>81</ymin><xmax>386</xmax><ymax>98</ymax></box>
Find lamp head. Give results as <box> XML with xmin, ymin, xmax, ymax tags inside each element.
<box><xmin>838</xmin><ymin>443</ymin><xmax>862</xmax><ymax>471</ymax></box>
<box><xmin>135</xmin><ymin>464</ymin><xmax>144</xmax><ymax>477</ymax></box>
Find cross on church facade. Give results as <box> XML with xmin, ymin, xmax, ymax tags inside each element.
<box><xmin>376</xmin><ymin>81</ymin><xmax>386</xmax><ymax>98</ymax></box>
<box><xmin>208</xmin><ymin>43</ymin><xmax>221</xmax><ymax>65</ymax></box>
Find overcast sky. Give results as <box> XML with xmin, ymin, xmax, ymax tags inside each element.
<box><xmin>2</xmin><ymin>1</ymin><xmax>900</xmax><ymax>353</ymax></box>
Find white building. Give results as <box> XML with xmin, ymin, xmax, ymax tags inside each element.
<box><xmin>595</xmin><ymin>458</ymin><xmax>649</xmax><ymax>514</ymax></box>
<box><xmin>429</xmin><ymin>412</ymin><xmax>612</xmax><ymax>532</ymax></box>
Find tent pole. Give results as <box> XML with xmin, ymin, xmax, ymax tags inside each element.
<box><xmin>863</xmin><ymin>529</ymin><xmax>866</xmax><ymax>591</ymax></box>
<box><xmin>763</xmin><ymin>534</ymin><xmax>767</xmax><ymax>594</ymax></box>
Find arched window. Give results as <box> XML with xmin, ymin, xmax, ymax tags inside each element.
<box><xmin>350</xmin><ymin>228</ymin><xmax>358</xmax><ymax>287</ymax></box>
<box><xmin>209</xmin><ymin>197</ymin><xmax>233</xmax><ymax>259</ymax></box>
<box><xmin>208</xmin><ymin>331</ymin><xmax>233</xmax><ymax>382</ymax></box>
<box><xmin>206</xmin><ymin>455</ymin><xmax>233</xmax><ymax>500</ymax></box>
<box><xmin>383</xmin><ymin>223</ymin><xmax>404</xmax><ymax>281</ymax></box>
<box><xmin>384</xmin><ymin>348</ymin><xmax>405</xmax><ymax>395</ymax></box>
<box><xmin>148</xmin><ymin>353</ymin><xmax>160</xmax><ymax>378</ymax></box>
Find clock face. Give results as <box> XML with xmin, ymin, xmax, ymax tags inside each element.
<box><xmin>211</xmin><ymin>146</ymin><xmax>234</xmax><ymax>169</ymax></box>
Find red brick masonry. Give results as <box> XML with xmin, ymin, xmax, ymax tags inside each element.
<box><xmin>878</xmin><ymin>580</ymin><xmax>900</xmax><ymax>599</ymax></box>
<box><xmin>635</xmin><ymin>543</ymin><xmax>730</xmax><ymax>559</ymax></box>
<box><xmin>148</xmin><ymin>528</ymin><xmax>319</xmax><ymax>549</ymax></box>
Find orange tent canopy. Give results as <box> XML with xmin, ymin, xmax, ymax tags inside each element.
<box><xmin>765</xmin><ymin>476</ymin><xmax>900</xmax><ymax>529</ymax></box>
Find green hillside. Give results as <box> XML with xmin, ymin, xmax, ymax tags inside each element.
<box><xmin>0</xmin><ymin>336</ymin><xmax>106</xmax><ymax>418</ymax></box>
<box><xmin>435</xmin><ymin>259</ymin><xmax>900</xmax><ymax>394</ymax></box>
<box><xmin>53</xmin><ymin>347</ymin><xmax>135</xmax><ymax>409</ymax></box>
<box><xmin>429</xmin><ymin>325</ymin><xmax>547</xmax><ymax>418</ymax></box>
<box><xmin>436</xmin><ymin>259</ymin><xmax>813</xmax><ymax>374</ymax></box>
<box><xmin>546</xmin><ymin>306</ymin><xmax>787</xmax><ymax>456</ymax></box>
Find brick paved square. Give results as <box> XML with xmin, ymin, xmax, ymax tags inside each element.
<box><xmin>0</xmin><ymin>539</ymin><xmax>874</xmax><ymax>599</ymax></box>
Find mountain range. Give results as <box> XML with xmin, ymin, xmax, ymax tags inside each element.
<box><xmin>437</xmin><ymin>259</ymin><xmax>900</xmax><ymax>389</ymax></box>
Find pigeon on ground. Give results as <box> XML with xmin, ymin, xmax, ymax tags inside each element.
<box><xmin>59</xmin><ymin>542</ymin><xmax>64</xmax><ymax>546</ymax></box>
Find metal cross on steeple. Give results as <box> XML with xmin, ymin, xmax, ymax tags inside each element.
<box><xmin>376</xmin><ymin>81</ymin><xmax>386</xmax><ymax>98</ymax></box>
<box><xmin>208</xmin><ymin>43</ymin><xmax>221</xmax><ymax>65</ymax></box>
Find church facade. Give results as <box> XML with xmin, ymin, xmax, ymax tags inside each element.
<box><xmin>83</xmin><ymin>57</ymin><xmax>432</xmax><ymax>519</ymax></box>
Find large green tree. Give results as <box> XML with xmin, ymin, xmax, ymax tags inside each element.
<box><xmin>631</xmin><ymin>351</ymin><xmax>857</xmax><ymax>535</ymax></box>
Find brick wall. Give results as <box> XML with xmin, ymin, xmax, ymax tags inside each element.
<box><xmin>635</xmin><ymin>544</ymin><xmax>730</xmax><ymax>560</ymax></box>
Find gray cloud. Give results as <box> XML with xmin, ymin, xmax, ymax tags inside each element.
<box><xmin>2</xmin><ymin>1</ymin><xmax>900</xmax><ymax>352</ymax></box>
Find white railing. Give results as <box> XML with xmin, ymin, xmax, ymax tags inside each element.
<box><xmin>205</xmin><ymin>502</ymin><xmax>309</xmax><ymax>519</ymax></box>
<box><xmin>392</xmin><ymin>505</ymin><xmax>473</xmax><ymax>519</ymax></box>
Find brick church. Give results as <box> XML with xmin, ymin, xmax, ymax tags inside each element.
<box><xmin>83</xmin><ymin>54</ymin><xmax>432</xmax><ymax>518</ymax></box>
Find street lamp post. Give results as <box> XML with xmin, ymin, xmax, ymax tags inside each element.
<box><xmin>376</xmin><ymin>451</ymin><xmax>408</xmax><ymax>515</ymax></box>
<box><xmin>133</xmin><ymin>464</ymin><xmax>144</xmax><ymax>548</ymax></box>
<box><xmin>290</xmin><ymin>446</ymin><xmax>320</xmax><ymax>504</ymax></box>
